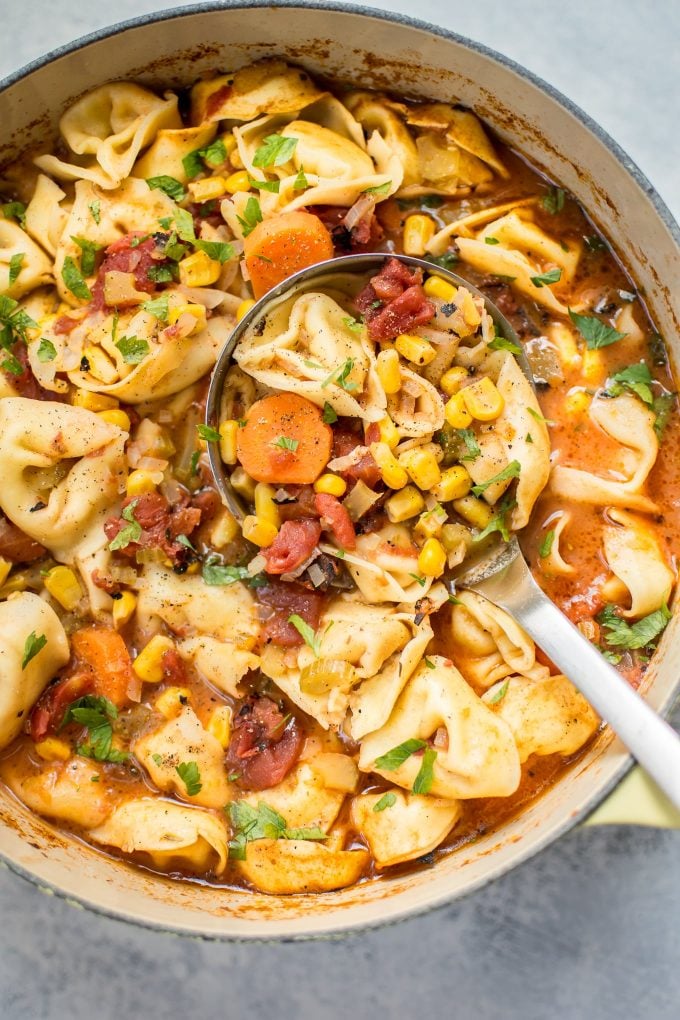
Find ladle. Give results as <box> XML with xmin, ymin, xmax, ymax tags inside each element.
<box><xmin>206</xmin><ymin>253</ymin><xmax>680</xmax><ymax>809</ymax></box>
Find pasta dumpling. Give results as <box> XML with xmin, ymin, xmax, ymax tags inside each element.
<box><xmin>0</xmin><ymin>218</ymin><xmax>53</xmax><ymax>298</ymax></box>
<box><xmin>23</xmin><ymin>175</ymin><xmax>69</xmax><ymax>258</ymax></box>
<box><xmin>190</xmin><ymin>59</ymin><xmax>325</xmax><ymax>123</ymax></box>
<box><xmin>603</xmin><ymin>508</ymin><xmax>675</xmax><ymax>617</ymax></box>
<box><xmin>233</xmin><ymin>838</ymin><xmax>369</xmax><ymax>894</ymax></box>
<box><xmin>3</xmin><ymin>757</ymin><xmax>112</xmax><ymax>828</ymax></box>
<box><xmin>351</xmin><ymin>789</ymin><xmax>461</xmax><ymax>867</ymax></box>
<box><xmin>340</xmin><ymin>525</ymin><xmax>436</xmax><ymax>604</ymax></box>
<box><xmin>133</xmin><ymin>122</ymin><xmax>217</xmax><ymax>183</ymax></box>
<box><xmin>240</xmin><ymin>762</ymin><xmax>345</xmax><ymax>832</ymax></box>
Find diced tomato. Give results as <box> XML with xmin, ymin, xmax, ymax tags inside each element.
<box><xmin>53</xmin><ymin>315</ymin><xmax>80</xmax><ymax>335</ymax></box>
<box><xmin>356</xmin><ymin>256</ymin><xmax>435</xmax><ymax>341</ymax></box>
<box><xmin>29</xmin><ymin>672</ymin><xmax>94</xmax><ymax>741</ymax></box>
<box><xmin>104</xmin><ymin>492</ymin><xmax>202</xmax><ymax>566</ymax></box>
<box><xmin>257</xmin><ymin>579</ymin><xmax>325</xmax><ymax>648</ymax></box>
<box><xmin>276</xmin><ymin>485</ymin><xmax>320</xmax><ymax>523</ymax></box>
<box><xmin>161</xmin><ymin>648</ymin><xmax>190</xmax><ymax>686</ymax></box>
<box><xmin>314</xmin><ymin>493</ymin><xmax>356</xmax><ymax>550</ymax></box>
<box><xmin>226</xmin><ymin>695</ymin><xmax>304</xmax><ymax>790</ymax></box>
<box><xmin>263</xmin><ymin>519</ymin><xmax>321</xmax><ymax>575</ymax></box>
<box><xmin>91</xmin><ymin>234</ymin><xmax>159</xmax><ymax>310</ymax></box>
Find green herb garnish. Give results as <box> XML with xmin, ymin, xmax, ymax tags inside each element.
<box><xmin>252</xmin><ymin>134</ymin><xmax>298</xmax><ymax>169</ymax></box>
<box><xmin>272</xmin><ymin>435</ymin><xmax>299</xmax><ymax>452</ymax></box>
<box><xmin>115</xmin><ymin>335</ymin><xmax>149</xmax><ymax>365</ymax></box>
<box><xmin>21</xmin><ymin>631</ymin><xmax>47</xmax><ymax>670</ymax></box>
<box><xmin>287</xmin><ymin>614</ymin><xmax>321</xmax><ymax>656</ymax></box>
<box><xmin>372</xmin><ymin>792</ymin><xmax>397</xmax><ymax>812</ymax></box>
<box><xmin>542</xmin><ymin>187</ymin><xmax>565</xmax><ymax>214</ymax></box>
<box><xmin>322</xmin><ymin>401</ymin><xmax>338</xmax><ymax>424</ymax></box>
<box><xmin>8</xmin><ymin>252</ymin><xmax>24</xmax><ymax>286</ymax></box>
<box><xmin>321</xmin><ymin>358</ymin><xmax>358</xmax><ymax>392</ymax></box>
<box><xmin>530</xmin><ymin>267</ymin><xmax>562</xmax><ymax>288</ymax></box>
<box><xmin>61</xmin><ymin>256</ymin><xmax>92</xmax><ymax>301</ymax></box>
<box><xmin>597</xmin><ymin>603</ymin><xmax>671</xmax><ymax>651</ymax></box>
<box><xmin>197</xmin><ymin>424</ymin><xmax>221</xmax><ymax>442</ymax></box>
<box><xmin>471</xmin><ymin>460</ymin><xmax>521</xmax><ymax>496</ymax></box>
<box><xmin>569</xmin><ymin>308</ymin><xmax>626</xmax><ymax>350</ymax></box>
<box><xmin>176</xmin><ymin>761</ymin><xmax>202</xmax><ymax>796</ymax></box>
<box><xmin>488</xmin><ymin>334</ymin><xmax>522</xmax><ymax>355</ymax></box>
<box><xmin>36</xmin><ymin>337</ymin><xmax>57</xmax><ymax>363</ymax></box>
<box><xmin>142</xmin><ymin>294</ymin><xmax>169</xmax><ymax>323</ymax></box>
<box><xmin>236</xmin><ymin>196</ymin><xmax>263</xmax><ymax>237</ymax></box>
<box><xmin>108</xmin><ymin>499</ymin><xmax>142</xmax><ymax>551</ymax></box>
<box><xmin>146</xmin><ymin>175</ymin><xmax>186</xmax><ymax>202</ymax></box>
<box><xmin>539</xmin><ymin>529</ymin><xmax>555</xmax><ymax>558</ymax></box>
<box><xmin>487</xmin><ymin>679</ymin><xmax>509</xmax><ymax>704</ymax></box>
<box><xmin>375</xmin><ymin>739</ymin><xmax>427</xmax><ymax>771</ymax></box>
<box><xmin>412</xmin><ymin>747</ymin><xmax>437</xmax><ymax>795</ymax></box>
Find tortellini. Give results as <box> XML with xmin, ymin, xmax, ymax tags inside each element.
<box><xmin>482</xmin><ymin>674</ymin><xmax>599</xmax><ymax>762</ymax></box>
<box><xmin>340</xmin><ymin>524</ymin><xmax>437</xmax><ymax>604</ymax></box>
<box><xmin>88</xmin><ymin>798</ymin><xmax>229</xmax><ymax>874</ymax></box>
<box><xmin>359</xmin><ymin>656</ymin><xmax>521</xmax><ymax>800</ymax></box>
<box><xmin>133</xmin><ymin>123</ymin><xmax>217</xmax><ymax>183</ymax></box>
<box><xmin>35</xmin><ymin>83</ymin><xmax>181</xmax><ymax>190</ymax></box>
<box><xmin>0</xmin><ymin>218</ymin><xmax>53</xmax><ymax>298</ymax></box>
<box><xmin>603</xmin><ymin>508</ymin><xmax>674</xmax><ymax>617</ymax></box>
<box><xmin>0</xmin><ymin>399</ymin><xmax>126</xmax><ymax>563</ymax></box>
<box><xmin>3</xmin><ymin>757</ymin><xmax>112</xmax><ymax>828</ymax></box>
<box><xmin>0</xmin><ymin>593</ymin><xmax>70</xmax><ymax>749</ymax></box>
<box><xmin>233</xmin><ymin>839</ymin><xmax>369</xmax><ymax>894</ymax></box>
<box><xmin>351</xmin><ymin>790</ymin><xmax>461</xmax><ymax>867</ymax></box>
<box><xmin>190</xmin><ymin>59</ymin><xmax>325</xmax><ymax>123</ymax></box>
<box><xmin>240</xmin><ymin>762</ymin><xmax>345</xmax><ymax>832</ymax></box>
<box><xmin>387</xmin><ymin>365</ymin><xmax>445</xmax><ymax>439</ymax></box>
<box><xmin>23</xmin><ymin>175</ymin><xmax>70</xmax><ymax>259</ymax></box>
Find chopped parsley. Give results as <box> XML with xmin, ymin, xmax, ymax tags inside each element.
<box><xmin>652</xmin><ymin>392</ymin><xmax>675</xmax><ymax>439</ymax></box>
<box><xmin>287</xmin><ymin>614</ymin><xmax>321</xmax><ymax>656</ymax></box>
<box><xmin>21</xmin><ymin>631</ymin><xmax>47</xmax><ymax>670</ymax></box>
<box><xmin>527</xmin><ymin>406</ymin><xmax>556</xmax><ymax>426</ymax></box>
<box><xmin>202</xmin><ymin>557</ymin><xmax>250</xmax><ymax>587</ymax></box>
<box><xmin>539</xmin><ymin>529</ymin><xmax>555</xmax><ymax>558</ymax></box>
<box><xmin>1</xmin><ymin>352</ymin><xmax>23</xmax><ymax>376</ymax></box>
<box><xmin>487</xmin><ymin>679</ymin><xmax>509</xmax><ymax>704</ymax></box>
<box><xmin>321</xmin><ymin>358</ymin><xmax>358</xmax><ymax>392</ymax></box>
<box><xmin>182</xmin><ymin>138</ymin><xmax>228</xmax><ymax>178</ymax></box>
<box><xmin>8</xmin><ymin>252</ymin><xmax>24</xmax><ymax>286</ymax></box>
<box><xmin>485</xmin><ymin>236</ymin><xmax>500</xmax><ymax>245</ymax></box>
<box><xmin>197</xmin><ymin>423</ymin><xmax>221</xmax><ymax>442</ymax></box>
<box><xmin>408</xmin><ymin>573</ymin><xmax>427</xmax><ymax>587</ymax></box>
<box><xmin>530</xmin><ymin>267</ymin><xmax>562</xmax><ymax>288</ymax></box>
<box><xmin>1</xmin><ymin>201</ymin><xmax>27</xmax><ymax>227</ymax></box>
<box><xmin>607</xmin><ymin>363</ymin><xmax>653</xmax><ymax>406</ymax></box>
<box><xmin>375</xmin><ymin>739</ymin><xmax>427</xmax><ymax>771</ymax></box>
<box><xmin>542</xmin><ymin>186</ymin><xmax>565</xmax><ymax>214</ymax></box>
<box><xmin>147</xmin><ymin>264</ymin><xmax>176</xmax><ymax>284</ymax></box>
<box><xmin>0</xmin><ymin>295</ymin><xmax>36</xmax><ymax>348</ymax></box>
<box><xmin>473</xmin><ymin>495</ymin><xmax>517</xmax><ymax>544</ymax></box>
<box><xmin>62</xmin><ymin>695</ymin><xmax>128</xmax><ymax>764</ymax></box>
<box><xmin>227</xmin><ymin>800</ymin><xmax>326</xmax><ymax>860</ymax></box>
<box><xmin>363</xmin><ymin>181</ymin><xmax>392</xmax><ymax>196</ymax></box>
<box><xmin>142</xmin><ymin>294</ymin><xmax>169</xmax><ymax>323</ymax></box>
<box><xmin>271</xmin><ymin>435</ymin><xmax>299</xmax><ymax>452</ymax></box>
<box><xmin>568</xmin><ymin>308</ymin><xmax>626</xmax><ymax>350</ymax></box>
<box><xmin>322</xmin><ymin>401</ymin><xmax>338</xmax><ymax>424</ymax></box>
<box><xmin>456</xmin><ymin>428</ymin><xmax>481</xmax><ymax>462</ymax></box>
<box><xmin>61</xmin><ymin>256</ymin><xmax>92</xmax><ymax>301</ymax></box>
<box><xmin>293</xmin><ymin>167</ymin><xmax>309</xmax><ymax>191</ymax></box>
<box><xmin>488</xmin><ymin>334</ymin><xmax>522</xmax><ymax>355</ymax></box>
<box><xmin>425</xmin><ymin>251</ymin><xmax>458</xmax><ymax>271</ymax></box>
<box><xmin>71</xmin><ymin>236</ymin><xmax>104</xmax><ymax>276</ymax></box>
<box><xmin>176</xmin><ymin>761</ymin><xmax>202</xmax><ymax>796</ymax></box>
<box><xmin>252</xmin><ymin>134</ymin><xmax>298</xmax><ymax>169</ymax></box>
<box><xmin>236</xmin><ymin>196</ymin><xmax>263</xmax><ymax>237</ymax></box>
<box><xmin>471</xmin><ymin>460</ymin><xmax>521</xmax><ymax>496</ymax></box>
<box><xmin>248</xmin><ymin>177</ymin><xmax>280</xmax><ymax>193</ymax></box>
<box><xmin>412</xmin><ymin>747</ymin><xmax>437</xmax><ymax>795</ymax></box>
<box><xmin>597</xmin><ymin>603</ymin><xmax>671</xmax><ymax>651</ymax></box>
<box><xmin>372</xmin><ymin>792</ymin><xmax>397</xmax><ymax>812</ymax></box>
<box><xmin>108</xmin><ymin>499</ymin><xmax>142</xmax><ymax>552</ymax></box>
<box><xmin>146</xmin><ymin>175</ymin><xmax>186</xmax><ymax>202</ymax></box>
<box><xmin>115</xmin><ymin>335</ymin><xmax>149</xmax><ymax>365</ymax></box>
<box><xmin>342</xmin><ymin>315</ymin><xmax>364</xmax><ymax>334</ymax></box>
<box><xmin>36</xmin><ymin>337</ymin><xmax>57</xmax><ymax>363</ymax></box>
<box><xmin>194</xmin><ymin>239</ymin><xmax>235</xmax><ymax>263</ymax></box>
<box><xmin>173</xmin><ymin>207</ymin><xmax>196</xmax><ymax>243</ymax></box>
<box><xmin>89</xmin><ymin>200</ymin><xmax>101</xmax><ymax>224</ymax></box>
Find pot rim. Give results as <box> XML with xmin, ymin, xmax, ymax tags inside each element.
<box><xmin>0</xmin><ymin>0</ymin><xmax>677</xmax><ymax>940</ymax></box>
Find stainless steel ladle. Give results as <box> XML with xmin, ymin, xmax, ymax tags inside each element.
<box><xmin>206</xmin><ymin>252</ymin><xmax>680</xmax><ymax>809</ymax></box>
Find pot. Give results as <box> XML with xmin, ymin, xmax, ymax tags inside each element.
<box><xmin>0</xmin><ymin>1</ymin><xmax>678</xmax><ymax>940</ymax></box>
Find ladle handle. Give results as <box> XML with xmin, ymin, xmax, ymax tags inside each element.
<box><xmin>476</xmin><ymin>556</ymin><xmax>680</xmax><ymax>811</ymax></box>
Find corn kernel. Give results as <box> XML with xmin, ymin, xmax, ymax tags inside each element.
<box><xmin>178</xmin><ymin>249</ymin><xmax>222</xmax><ymax>288</ymax></box>
<box><xmin>236</xmin><ymin>299</ymin><xmax>256</xmax><ymax>322</ymax></box>
<box><xmin>432</xmin><ymin>465</ymin><xmax>472</xmax><ymax>502</ymax></box>
<box><xmin>453</xmin><ymin>495</ymin><xmax>494</xmax><ymax>529</ymax></box>
<box><xmin>395</xmin><ymin>333</ymin><xmax>436</xmax><ymax>367</ymax></box>
<box><xmin>185</xmin><ymin>562</ymin><xmax>200</xmax><ymax>575</ymax></box>
<box><xmin>35</xmin><ymin>737</ymin><xmax>71</xmax><ymax>762</ymax></box>
<box><xmin>167</xmin><ymin>302</ymin><xmax>207</xmax><ymax>333</ymax></box>
<box><xmin>211</xmin><ymin>508</ymin><xmax>240</xmax><ymax>548</ymax></box>
<box><xmin>219</xmin><ymin>419</ymin><xmax>239</xmax><ymax>466</ymax></box>
<box><xmin>72</xmin><ymin>389</ymin><xmax>119</xmax><ymax>412</ymax></box>
<box><xmin>155</xmin><ymin>686</ymin><xmax>192</xmax><ymax>719</ymax></box>
<box><xmin>112</xmin><ymin>590</ymin><xmax>137</xmax><ymax>629</ymax></box>
<box><xmin>230</xmin><ymin>466</ymin><xmax>257</xmax><ymax>501</ymax></box>
<box><xmin>424</xmin><ymin>276</ymin><xmax>457</xmax><ymax>303</ymax></box>
<box><xmin>0</xmin><ymin>572</ymin><xmax>27</xmax><ymax>595</ymax></box>
<box><xmin>439</xmin><ymin>366</ymin><xmax>468</xmax><ymax>397</ymax></box>
<box><xmin>462</xmin><ymin>377</ymin><xmax>505</xmax><ymax>421</ymax></box>
<box><xmin>398</xmin><ymin>447</ymin><xmax>442</xmax><ymax>490</ymax></box>
<box><xmin>242</xmin><ymin>515</ymin><xmax>278</xmax><ymax>547</ymax></box>
<box><xmin>188</xmin><ymin>176</ymin><xmax>227</xmax><ymax>202</ymax></box>
<box><xmin>375</xmin><ymin>349</ymin><xmax>401</xmax><ymax>394</ymax></box>
<box><xmin>126</xmin><ymin>469</ymin><xmax>159</xmax><ymax>497</ymax></box>
<box><xmin>402</xmin><ymin>214</ymin><xmax>436</xmax><ymax>257</ymax></box>
<box><xmin>97</xmin><ymin>409</ymin><xmax>131</xmax><ymax>432</ymax></box>
<box><xmin>0</xmin><ymin>558</ymin><xmax>11</xmax><ymax>587</ymax></box>
<box><xmin>375</xmin><ymin>415</ymin><xmax>400</xmax><ymax>450</ymax></box>
<box><xmin>581</xmin><ymin>348</ymin><xmax>607</xmax><ymax>384</ymax></box>
<box><xmin>254</xmin><ymin>482</ymin><xmax>281</xmax><ymax>528</ymax></box>
<box><xmin>564</xmin><ymin>388</ymin><xmax>591</xmax><ymax>415</ymax></box>
<box><xmin>445</xmin><ymin>391</ymin><xmax>473</xmax><ymax>429</ymax></box>
<box><xmin>43</xmin><ymin>566</ymin><xmax>82</xmax><ymax>611</ymax></box>
<box><xmin>460</xmin><ymin>288</ymin><xmax>482</xmax><ymax>328</ymax></box>
<box><xmin>370</xmin><ymin>442</ymin><xmax>409</xmax><ymax>490</ymax></box>
<box><xmin>207</xmin><ymin>705</ymin><xmax>232</xmax><ymax>748</ymax></box>
<box><xmin>84</xmin><ymin>345</ymin><xmax>118</xmax><ymax>384</ymax></box>
<box><xmin>133</xmin><ymin>634</ymin><xmax>176</xmax><ymax>684</ymax></box>
<box><xmin>418</xmin><ymin>538</ymin><xmax>447</xmax><ymax>577</ymax></box>
<box><xmin>224</xmin><ymin>170</ymin><xmax>252</xmax><ymax>194</ymax></box>
<box><xmin>314</xmin><ymin>473</ymin><xmax>347</xmax><ymax>497</ymax></box>
<box><xmin>385</xmin><ymin>485</ymin><xmax>426</xmax><ymax>523</ymax></box>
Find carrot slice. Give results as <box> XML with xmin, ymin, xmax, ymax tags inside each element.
<box><xmin>236</xmin><ymin>393</ymin><xmax>333</xmax><ymax>484</ymax></box>
<box><xmin>243</xmin><ymin>211</ymin><xmax>334</xmax><ymax>299</ymax></box>
<box><xmin>71</xmin><ymin>627</ymin><xmax>137</xmax><ymax>707</ymax></box>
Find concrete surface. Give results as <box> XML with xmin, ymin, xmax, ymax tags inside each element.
<box><xmin>1</xmin><ymin>2</ymin><xmax>678</xmax><ymax>1018</ymax></box>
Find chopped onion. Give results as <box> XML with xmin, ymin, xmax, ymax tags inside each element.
<box><xmin>341</xmin><ymin>479</ymin><xmax>381</xmax><ymax>521</ymax></box>
<box><xmin>281</xmin><ymin>548</ymin><xmax>320</xmax><ymax>582</ymax></box>
<box><xmin>299</xmin><ymin>658</ymin><xmax>358</xmax><ymax>695</ymax></box>
<box><xmin>327</xmin><ymin>445</ymin><xmax>369</xmax><ymax>472</ymax></box>
<box><xmin>176</xmin><ymin>285</ymin><xmax>226</xmax><ymax>309</ymax></box>
<box><xmin>307</xmin><ymin>561</ymin><xmax>328</xmax><ymax>588</ymax></box>
<box><xmin>343</xmin><ymin>194</ymin><xmax>375</xmax><ymax>232</ymax></box>
<box><xmin>247</xmin><ymin>554</ymin><xmax>267</xmax><ymax>576</ymax></box>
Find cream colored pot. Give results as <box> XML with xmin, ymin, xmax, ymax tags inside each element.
<box><xmin>0</xmin><ymin>2</ymin><xmax>678</xmax><ymax>940</ymax></box>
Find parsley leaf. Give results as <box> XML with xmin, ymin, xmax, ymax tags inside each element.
<box><xmin>36</xmin><ymin>338</ymin><xmax>57</xmax><ymax>363</ymax></box>
<box><xmin>409</xmin><ymin>573</ymin><xmax>427</xmax><ymax>587</ymax></box>
<box><xmin>293</xmin><ymin>167</ymin><xmax>309</xmax><ymax>191</ymax></box>
<box><xmin>142</xmin><ymin>294</ymin><xmax>169</xmax><ymax>323</ymax></box>
<box><xmin>597</xmin><ymin>603</ymin><xmax>671</xmax><ymax>651</ymax></box>
<box><xmin>322</xmin><ymin>401</ymin><xmax>338</xmax><ymax>424</ymax></box>
<box><xmin>607</xmin><ymin>362</ymin><xmax>654</xmax><ymax>406</ymax></box>
<box><xmin>412</xmin><ymin>747</ymin><xmax>437</xmax><ymax>795</ymax></box>
<box><xmin>287</xmin><ymin>614</ymin><xmax>321</xmax><ymax>656</ymax></box>
<box><xmin>194</xmin><ymin>239</ymin><xmax>235</xmax><ymax>263</ymax></box>
<box><xmin>146</xmin><ymin>175</ymin><xmax>186</xmax><ymax>202</ymax></box>
<box><xmin>202</xmin><ymin>556</ymin><xmax>250</xmax><ymax>587</ymax></box>
<box><xmin>1</xmin><ymin>353</ymin><xmax>23</xmax><ymax>376</ymax></box>
<box><xmin>1</xmin><ymin>201</ymin><xmax>27</xmax><ymax>227</ymax></box>
<box><xmin>21</xmin><ymin>631</ymin><xmax>47</xmax><ymax>670</ymax></box>
<box><xmin>539</xmin><ymin>529</ymin><xmax>555</xmax><ymax>558</ymax></box>
<box><xmin>252</xmin><ymin>134</ymin><xmax>298</xmax><ymax>169</ymax></box>
<box><xmin>456</xmin><ymin>428</ymin><xmax>481</xmax><ymax>462</ymax></box>
<box><xmin>321</xmin><ymin>358</ymin><xmax>358</xmax><ymax>392</ymax></box>
<box><xmin>531</xmin><ymin>267</ymin><xmax>562</xmax><ymax>288</ymax></box>
<box><xmin>375</xmin><ymin>739</ymin><xmax>427</xmax><ymax>771</ymax></box>
<box><xmin>372</xmin><ymin>791</ymin><xmax>397</xmax><ymax>812</ymax></box>
<box><xmin>182</xmin><ymin>139</ymin><xmax>228</xmax><ymax>179</ymax></box>
<box><xmin>471</xmin><ymin>460</ymin><xmax>521</xmax><ymax>496</ymax></box>
<box><xmin>61</xmin><ymin>695</ymin><xmax>128</xmax><ymax>764</ymax></box>
<box><xmin>115</xmin><ymin>335</ymin><xmax>149</xmax><ymax>365</ymax></box>
<box><xmin>653</xmin><ymin>392</ymin><xmax>675</xmax><ymax>439</ymax></box>
<box><xmin>342</xmin><ymin>316</ymin><xmax>364</xmax><ymax>334</ymax></box>
<box><xmin>487</xmin><ymin>679</ymin><xmax>509</xmax><ymax>704</ymax></box>
<box><xmin>485</xmin><ymin>236</ymin><xmax>500</xmax><ymax>245</ymax></box>
<box><xmin>426</xmin><ymin>251</ymin><xmax>458</xmax><ymax>271</ymax></box>
<box><xmin>542</xmin><ymin>187</ymin><xmax>565</xmax><ymax>214</ymax></box>
<box><xmin>8</xmin><ymin>252</ymin><xmax>24</xmax><ymax>286</ymax></box>
<box><xmin>0</xmin><ymin>296</ymin><xmax>37</xmax><ymax>348</ymax></box>
<box><xmin>147</xmin><ymin>264</ymin><xmax>176</xmax><ymax>284</ymax></box>
<box><xmin>488</xmin><ymin>334</ymin><xmax>522</xmax><ymax>355</ymax></box>
<box><xmin>473</xmin><ymin>495</ymin><xmax>517</xmax><ymax>544</ymax></box>
<box><xmin>527</xmin><ymin>406</ymin><xmax>556</xmax><ymax>426</ymax></box>
<box><xmin>227</xmin><ymin>801</ymin><xmax>326</xmax><ymax>859</ymax></box>
<box><xmin>197</xmin><ymin>423</ymin><xmax>221</xmax><ymax>442</ymax></box>
<box><xmin>569</xmin><ymin>308</ymin><xmax>626</xmax><ymax>350</ymax></box>
<box><xmin>248</xmin><ymin>177</ymin><xmax>281</xmax><ymax>193</ymax></box>
<box><xmin>236</xmin><ymin>196</ymin><xmax>263</xmax><ymax>238</ymax></box>
<box><xmin>108</xmin><ymin>499</ymin><xmax>142</xmax><ymax>551</ymax></box>
<box><xmin>89</xmin><ymin>200</ymin><xmax>101</xmax><ymax>224</ymax></box>
<box><xmin>61</xmin><ymin>256</ymin><xmax>92</xmax><ymax>301</ymax></box>
<box><xmin>173</xmin><ymin>207</ymin><xmax>196</xmax><ymax>243</ymax></box>
<box><xmin>176</xmin><ymin>761</ymin><xmax>202</xmax><ymax>796</ymax></box>
<box><xmin>271</xmin><ymin>435</ymin><xmax>299</xmax><ymax>452</ymax></box>
<box><xmin>362</xmin><ymin>181</ymin><xmax>391</xmax><ymax>196</ymax></box>
<box><xmin>71</xmin><ymin>236</ymin><xmax>105</xmax><ymax>276</ymax></box>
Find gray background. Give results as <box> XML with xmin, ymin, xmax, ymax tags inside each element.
<box><xmin>1</xmin><ymin>2</ymin><xmax>679</xmax><ymax>1018</ymax></box>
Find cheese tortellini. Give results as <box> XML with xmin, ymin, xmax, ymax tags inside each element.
<box><xmin>351</xmin><ymin>790</ymin><xmax>461</xmax><ymax>867</ymax></box>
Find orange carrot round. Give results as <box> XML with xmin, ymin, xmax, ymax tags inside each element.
<box><xmin>236</xmin><ymin>393</ymin><xmax>333</xmax><ymax>484</ymax></box>
<box><xmin>243</xmin><ymin>211</ymin><xmax>334</xmax><ymax>299</ymax></box>
<box><xmin>71</xmin><ymin>626</ymin><xmax>136</xmax><ymax>707</ymax></box>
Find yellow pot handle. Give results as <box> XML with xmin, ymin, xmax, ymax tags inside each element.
<box><xmin>585</xmin><ymin>766</ymin><xmax>680</xmax><ymax>828</ymax></box>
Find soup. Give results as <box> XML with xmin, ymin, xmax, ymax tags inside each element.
<box><xmin>0</xmin><ymin>59</ymin><xmax>676</xmax><ymax>893</ymax></box>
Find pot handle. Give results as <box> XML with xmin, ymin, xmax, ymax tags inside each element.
<box><xmin>584</xmin><ymin>766</ymin><xmax>680</xmax><ymax>828</ymax></box>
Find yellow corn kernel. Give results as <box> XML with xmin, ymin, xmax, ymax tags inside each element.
<box><xmin>402</xmin><ymin>213</ymin><xmax>436</xmax><ymax>257</ymax></box>
<box><xmin>126</xmin><ymin>469</ymin><xmax>159</xmax><ymax>497</ymax></box>
<box><xmin>460</xmin><ymin>288</ymin><xmax>482</xmax><ymax>328</ymax></box>
<box><xmin>444</xmin><ymin>391</ymin><xmax>473</xmax><ymax>429</ymax></box>
<box><xmin>385</xmin><ymin>485</ymin><xmax>426</xmax><ymax>523</ymax></box>
<box><xmin>188</xmin><ymin>176</ymin><xmax>227</xmax><ymax>202</ymax></box>
<box><xmin>424</xmin><ymin>275</ymin><xmax>457</xmax><ymax>303</ymax></box>
<box><xmin>43</xmin><ymin>566</ymin><xmax>83</xmax><ymax>611</ymax></box>
<box><xmin>242</xmin><ymin>515</ymin><xmax>278</xmax><ymax>548</ymax></box>
<box><xmin>395</xmin><ymin>333</ymin><xmax>436</xmax><ymax>367</ymax></box>
<box><xmin>0</xmin><ymin>558</ymin><xmax>11</xmax><ymax>587</ymax></box>
<box><xmin>97</xmin><ymin>409</ymin><xmax>131</xmax><ymax>432</ymax></box>
<box><xmin>219</xmin><ymin>419</ymin><xmax>239</xmax><ymax>466</ymax></box>
<box><xmin>375</xmin><ymin>415</ymin><xmax>400</xmax><ymax>450</ymax></box>
<box><xmin>133</xmin><ymin>634</ymin><xmax>176</xmax><ymax>684</ymax></box>
<box><xmin>581</xmin><ymin>348</ymin><xmax>607</xmax><ymax>384</ymax></box>
<box><xmin>462</xmin><ymin>377</ymin><xmax>505</xmax><ymax>421</ymax></box>
<box><xmin>211</xmin><ymin>508</ymin><xmax>240</xmax><ymax>548</ymax></box>
<box><xmin>432</xmin><ymin>465</ymin><xmax>472</xmax><ymax>502</ymax></box>
<box><xmin>207</xmin><ymin>705</ymin><xmax>232</xmax><ymax>748</ymax></box>
<box><xmin>179</xmin><ymin>249</ymin><xmax>222</xmax><ymax>288</ymax></box>
<box><xmin>155</xmin><ymin>686</ymin><xmax>192</xmax><ymax>719</ymax></box>
<box><xmin>417</xmin><ymin>538</ymin><xmax>447</xmax><ymax>577</ymax></box>
<box><xmin>370</xmin><ymin>442</ymin><xmax>409</xmax><ymax>490</ymax></box>
<box><xmin>254</xmin><ymin>482</ymin><xmax>281</xmax><ymax>529</ymax></box>
<box><xmin>564</xmin><ymin>388</ymin><xmax>591</xmax><ymax>415</ymax></box>
<box><xmin>221</xmin><ymin>133</ymin><xmax>238</xmax><ymax>159</ymax></box>
<box><xmin>224</xmin><ymin>170</ymin><xmax>252</xmax><ymax>194</ymax></box>
<box><xmin>236</xmin><ymin>298</ymin><xmax>256</xmax><ymax>322</ymax></box>
<box><xmin>35</xmin><ymin>737</ymin><xmax>71</xmax><ymax>762</ymax></box>
<box><xmin>72</xmin><ymin>389</ymin><xmax>119</xmax><ymax>412</ymax></box>
<box><xmin>314</xmin><ymin>473</ymin><xmax>347</xmax><ymax>497</ymax></box>
<box><xmin>185</xmin><ymin>562</ymin><xmax>201</xmax><ymax>575</ymax></box>
<box><xmin>453</xmin><ymin>494</ymin><xmax>494</xmax><ymax>529</ymax></box>
<box><xmin>398</xmin><ymin>447</ymin><xmax>442</xmax><ymax>490</ymax></box>
<box><xmin>439</xmin><ymin>366</ymin><xmax>468</xmax><ymax>397</ymax></box>
<box><xmin>112</xmin><ymin>590</ymin><xmax>137</xmax><ymax>629</ymax></box>
<box><xmin>167</xmin><ymin>303</ymin><xmax>207</xmax><ymax>333</ymax></box>
<box><xmin>230</xmin><ymin>466</ymin><xmax>257</xmax><ymax>501</ymax></box>
<box><xmin>375</xmin><ymin>348</ymin><xmax>402</xmax><ymax>394</ymax></box>
<box><xmin>0</xmin><ymin>572</ymin><xmax>27</xmax><ymax>595</ymax></box>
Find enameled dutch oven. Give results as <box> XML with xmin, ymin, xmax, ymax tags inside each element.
<box><xmin>0</xmin><ymin>1</ymin><xmax>678</xmax><ymax>941</ymax></box>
